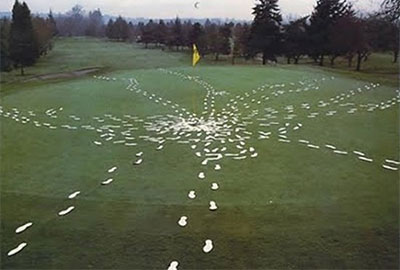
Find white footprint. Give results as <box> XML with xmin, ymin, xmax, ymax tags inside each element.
<box><xmin>188</xmin><ymin>190</ymin><xmax>196</xmax><ymax>199</ymax></box>
<box><xmin>385</xmin><ymin>159</ymin><xmax>400</xmax><ymax>166</ymax></box>
<box><xmin>134</xmin><ymin>159</ymin><xmax>143</xmax><ymax>165</ymax></box>
<box><xmin>383</xmin><ymin>164</ymin><xmax>398</xmax><ymax>171</ymax></box>
<box><xmin>198</xmin><ymin>172</ymin><xmax>205</xmax><ymax>179</ymax></box>
<box><xmin>203</xmin><ymin>239</ymin><xmax>213</xmax><ymax>253</ymax></box>
<box><xmin>108</xmin><ymin>166</ymin><xmax>117</xmax><ymax>173</ymax></box>
<box><xmin>7</xmin><ymin>242</ymin><xmax>27</xmax><ymax>256</ymax></box>
<box><xmin>15</xmin><ymin>222</ymin><xmax>33</xmax><ymax>234</ymax></box>
<box><xmin>209</xmin><ymin>201</ymin><xmax>218</xmax><ymax>211</ymax></box>
<box><xmin>358</xmin><ymin>156</ymin><xmax>373</xmax><ymax>162</ymax></box>
<box><xmin>211</xmin><ymin>183</ymin><xmax>219</xmax><ymax>191</ymax></box>
<box><xmin>353</xmin><ymin>151</ymin><xmax>365</xmax><ymax>156</ymax></box>
<box><xmin>334</xmin><ymin>150</ymin><xmax>348</xmax><ymax>155</ymax></box>
<box><xmin>215</xmin><ymin>164</ymin><xmax>221</xmax><ymax>170</ymax></box>
<box><xmin>68</xmin><ymin>191</ymin><xmax>81</xmax><ymax>199</ymax></box>
<box><xmin>58</xmin><ymin>206</ymin><xmax>75</xmax><ymax>216</ymax></box>
<box><xmin>167</xmin><ymin>261</ymin><xmax>179</xmax><ymax>270</ymax></box>
<box><xmin>325</xmin><ymin>144</ymin><xmax>336</xmax><ymax>150</ymax></box>
<box><xmin>102</xmin><ymin>178</ymin><xmax>113</xmax><ymax>185</ymax></box>
<box><xmin>178</xmin><ymin>216</ymin><xmax>188</xmax><ymax>227</ymax></box>
<box><xmin>157</xmin><ymin>144</ymin><xmax>164</xmax><ymax>150</ymax></box>
<box><xmin>136</xmin><ymin>152</ymin><xmax>143</xmax><ymax>157</ymax></box>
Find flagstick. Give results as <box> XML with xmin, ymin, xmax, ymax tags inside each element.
<box><xmin>191</xmin><ymin>44</ymin><xmax>201</xmax><ymax>114</ymax></box>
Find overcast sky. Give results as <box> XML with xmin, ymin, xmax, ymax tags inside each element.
<box><xmin>0</xmin><ymin>0</ymin><xmax>383</xmax><ymax>19</ymax></box>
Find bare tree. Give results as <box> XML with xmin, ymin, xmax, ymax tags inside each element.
<box><xmin>382</xmin><ymin>0</ymin><xmax>400</xmax><ymax>20</ymax></box>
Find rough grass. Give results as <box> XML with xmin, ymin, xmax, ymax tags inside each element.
<box><xmin>0</xmin><ymin>37</ymin><xmax>398</xmax><ymax>269</ymax></box>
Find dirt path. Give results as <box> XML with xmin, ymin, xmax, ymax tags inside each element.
<box><xmin>26</xmin><ymin>67</ymin><xmax>101</xmax><ymax>82</ymax></box>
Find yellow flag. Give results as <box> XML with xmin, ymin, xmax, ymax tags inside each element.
<box><xmin>192</xmin><ymin>44</ymin><xmax>201</xmax><ymax>67</ymax></box>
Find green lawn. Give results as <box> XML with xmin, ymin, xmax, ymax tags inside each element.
<box><xmin>203</xmin><ymin>51</ymin><xmax>399</xmax><ymax>87</ymax></box>
<box><xmin>0</xmin><ymin>37</ymin><xmax>188</xmax><ymax>85</ymax></box>
<box><xmin>0</xmin><ymin>37</ymin><xmax>399</xmax><ymax>269</ymax></box>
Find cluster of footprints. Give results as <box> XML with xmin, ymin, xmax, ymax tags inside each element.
<box><xmin>2</xmin><ymin>69</ymin><xmax>399</xmax><ymax>269</ymax></box>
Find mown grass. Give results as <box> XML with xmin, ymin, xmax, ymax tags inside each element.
<box><xmin>201</xmin><ymin>51</ymin><xmax>399</xmax><ymax>87</ymax></box>
<box><xmin>0</xmin><ymin>37</ymin><xmax>189</xmax><ymax>85</ymax></box>
<box><xmin>0</xmin><ymin>37</ymin><xmax>398</xmax><ymax>269</ymax></box>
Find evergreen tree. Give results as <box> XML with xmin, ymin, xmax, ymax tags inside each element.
<box><xmin>283</xmin><ymin>17</ymin><xmax>309</xmax><ymax>64</ymax></box>
<box><xmin>141</xmin><ymin>19</ymin><xmax>157</xmax><ymax>47</ymax></box>
<box><xmin>171</xmin><ymin>17</ymin><xmax>183</xmax><ymax>50</ymax></box>
<box><xmin>308</xmin><ymin>0</ymin><xmax>351</xmax><ymax>66</ymax></box>
<box><xmin>136</xmin><ymin>22</ymin><xmax>145</xmax><ymax>42</ymax></box>
<box><xmin>127</xmin><ymin>22</ymin><xmax>137</xmax><ymax>42</ymax></box>
<box><xmin>189</xmin><ymin>22</ymin><xmax>204</xmax><ymax>45</ymax></box>
<box><xmin>189</xmin><ymin>22</ymin><xmax>206</xmax><ymax>53</ymax></box>
<box><xmin>181</xmin><ymin>20</ymin><xmax>193</xmax><ymax>49</ymax></box>
<box><xmin>105</xmin><ymin>17</ymin><xmax>128</xmax><ymax>41</ymax></box>
<box><xmin>154</xmin><ymin>20</ymin><xmax>167</xmax><ymax>47</ymax></box>
<box><xmin>106</xmin><ymin>19</ymin><xmax>114</xmax><ymax>39</ymax></box>
<box><xmin>0</xmin><ymin>18</ymin><xmax>12</xmax><ymax>72</ymax></box>
<box><xmin>249</xmin><ymin>0</ymin><xmax>283</xmax><ymax>65</ymax></box>
<box><xmin>9</xmin><ymin>0</ymin><xmax>38</xmax><ymax>75</ymax></box>
<box><xmin>113</xmin><ymin>16</ymin><xmax>129</xmax><ymax>41</ymax></box>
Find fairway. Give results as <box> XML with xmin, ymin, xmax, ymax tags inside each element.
<box><xmin>1</xmin><ymin>38</ymin><xmax>399</xmax><ymax>269</ymax></box>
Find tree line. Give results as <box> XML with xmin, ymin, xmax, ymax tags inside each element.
<box><xmin>129</xmin><ymin>0</ymin><xmax>398</xmax><ymax>71</ymax></box>
<box><xmin>1</xmin><ymin>0</ymin><xmax>398</xmax><ymax>74</ymax></box>
<box><xmin>1</xmin><ymin>1</ymin><xmax>56</xmax><ymax>74</ymax></box>
<box><xmin>105</xmin><ymin>0</ymin><xmax>398</xmax><ymax>70</ymax></box>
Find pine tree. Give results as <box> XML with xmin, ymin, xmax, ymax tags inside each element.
<box><xmin>154</xmin><ymin>20</ymin><xmax>167</xmax><ymax>47</ymax></box>
<box><xmin>0</xmin><ymin>18</ymin><xmax>12</xmax><ymax>71</ymax></box>
<box><xmin>9</xmin><ymin>0</ymin><xmax>38</xmax><ymax>75</ymax></box>
<box><xmin>308</xmin><ymin>0</ymin><xmax>351</xmax><ymax>66</ymax></box>
<box><xmin>249</xmin><ymin>0</ymin><xmax>283</xmax><ymax>65</ymax></box>
<box><xmin>105</xmin><ymin>19</ymin><xmax>114</xmax><ymax>39</ymax></box>
<box><xmin>181</xmin><ymin>20</ymin><xmax>193</xmax><ymax>49</ymax></box>
<box><xmin>283</xmin><ymin>17</ymin><xmax>308</xmax><ymax>64</ymax></box>
<box><xmin>171</xmin><ymin>17</ymin><xmax>183</xmax><ymax>50</ymax></box>
<box><xmin>139</xmin><ymin>20</ymin><xmax>155</xmax><ymax>47</ymax></box>
<box><xmin>113</xmin><ymin>16</ymin><xmax>129</xmax><ymax>41</ymax></box>
<box><xmin>189</xmin><ymin>22</ymin><xmax>205</xmax><ymax>52</ymax></box>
